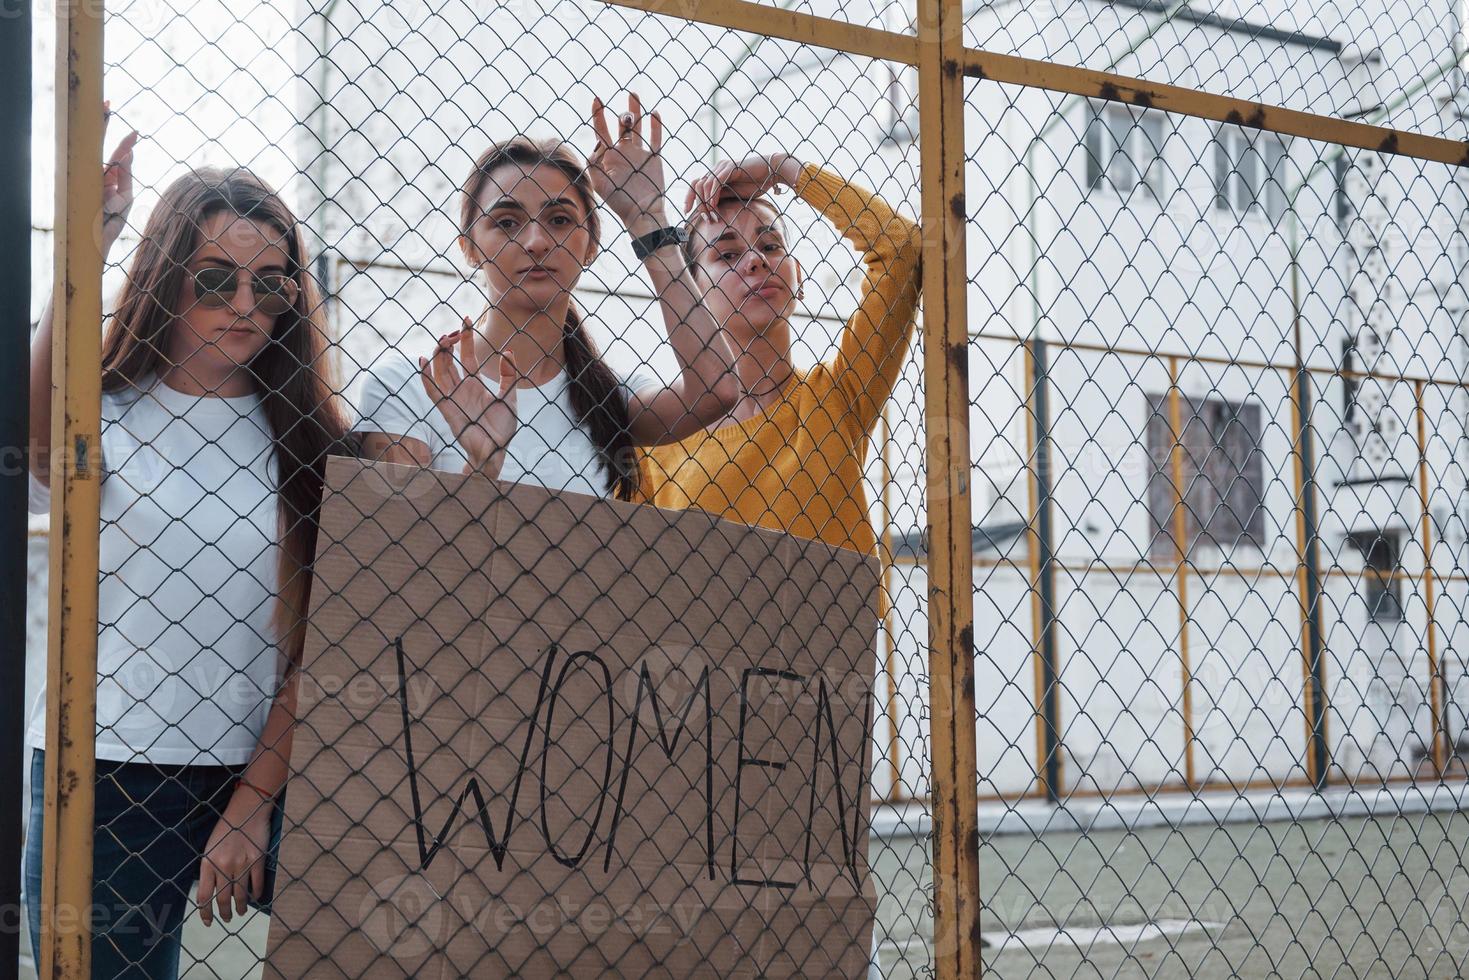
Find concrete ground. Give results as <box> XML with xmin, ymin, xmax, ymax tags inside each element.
<box><xmin>20</xmin><ymin>811</ymin><xmax>1469</xmax><ymax>978</ymax></box>
<box><xmin>871</xmin><ymin>810</ymin><xmax>1469</xmax><ymax>979</ymax></box>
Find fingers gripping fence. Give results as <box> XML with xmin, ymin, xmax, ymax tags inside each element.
<box><xmin>27</xmin><ymin>1</ymin><xmax>1469</xmax><ymax>979</ymax></box>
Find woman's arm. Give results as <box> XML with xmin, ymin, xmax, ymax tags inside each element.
<box><xmin>32</xmin><ymin>119</ymin><xmax>139</xmax><ymax>487</ymax></box>
<box><xmin>28</xmin><ymin>297</ymin><xmax>55</xmax><ymax>486</ymax></box>
<box><xmin>358</xmin><ymin>431</ymin><xmax>430</xmax><ymax>466</ymax></box>
<box><xmin>196</xmin><ymin>666</ymin><xmax>299</xmax><ymax>926</ymax></box>
<box><xmin>795</xmin><ymin>164</ymin><xmax>922</xmax><ymax>437</ymax></box>
<box><xmin>195</xmin><ymin>342</ymin><xmax>477</xmax><ymax>922</ymax></box>
<box><xmin>588</xmin><ymin>94</ymin><xmax>738</xmax><ymax>446</ymax></box>
<box><xmin>624</xmin><ymin>229</ymin><xmax>739</xmax><ymax>445</ymax></box>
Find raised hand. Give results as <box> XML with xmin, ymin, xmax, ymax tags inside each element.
<box><xmin>419</xmin><ymin>322</ymin><xmax>519</xmax><ymax>478</ymax></box>
<box><xmin>101</xmin><ymin>101</ymin><xmax>140</xmax><ymax>258</ymax></box>
<box><xmin>684</xmin><ymin>152</ymin><xmax>804</xmax><ymax>218</ymax></box>
<box><xmin>588</xmin><ymin>92</ymin><xmax>668</xmax><ymax>233</ymax></box>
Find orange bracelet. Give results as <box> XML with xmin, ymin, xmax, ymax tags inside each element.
<box><xmin>236</xmin><ymin>777</ymin><xmax>277</xmax><ymax>800</ymax></box>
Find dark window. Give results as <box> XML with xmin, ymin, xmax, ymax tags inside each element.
<box><xmin>1085</xmin><ymin>102</ymin><xmax>1167</xmax><ymax>202</ymax></box>
<box><xmin>1214</xmin><ymin>124</ymin><xmax>1288</xmax><ymax>222</ymax></box>
<box><xmin>881</xmin><ymin>64</ymin><xmax>917</xmax><ymax>145</ymax></box>
<box><xmin>1332</xmin><ymin>154</ymin><xmax>1352</xmax><ymax>229</ymax></box>
<box><xmin>1347</xmin><ymin>530</ymin><xmax>1404</xmax><ymax>622</ymax></box>
<box><xmin>1341</xmin><ymin>339</ymin><xmax>1358</xmax><ymax>423</ymax></box>
<box><xmin>1146</xmin><ymin>393</ymin><xmax>1266</xmax><ymax>560</ymax></box>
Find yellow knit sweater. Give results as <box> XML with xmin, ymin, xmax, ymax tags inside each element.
<box><xmin>642</xmin><ymin>165</ymin><xmax>922</xmax><ymax>556</ymax></box>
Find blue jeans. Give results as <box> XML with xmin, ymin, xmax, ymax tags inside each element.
<box><xmin>23</xmin><ymin>748</ymin><xmax>243</xmax><ymax>980</ymax></box>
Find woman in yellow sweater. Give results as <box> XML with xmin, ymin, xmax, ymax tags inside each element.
<box><xmin>643</xmin><ymin>153</ymin><xmax>922</xmax><ymax>557</ymax></box>
<box><xmin>647</xmin><ymin>153</ymin><xmax>920</xmax><ymax>978</ymax></box>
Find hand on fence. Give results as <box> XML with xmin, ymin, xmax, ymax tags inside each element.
<box><xmin>588</xmin><ymin>92</ymin><xmax>669</xmax><ymax>237</ymax></box>
<box><xmin>101</xmin><ymin>101</ymin><xmax>139</xmax><ymax>257</ymax></box>
<box><xmin>685</xmin><ymin>152</ymin><xmax>805</xmax><ymax>217</ymax></box>
<box><xmin>196</xmin><ymin>790</ymin><xmax>271</xmax><ymax>927</ymax></box>
<box><xmin>419</xmin><ymin>324</ymin><xmax>519</xmax><ymax>478</ymax></box>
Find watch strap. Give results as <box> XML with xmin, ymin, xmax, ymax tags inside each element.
<box><xmin>630</xmin><ymin>225</ymin><xmax>687</xmax><ymax>260</ymax></box>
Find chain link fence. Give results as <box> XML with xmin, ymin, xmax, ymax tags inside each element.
<box><xmin>22</xmin><ymin>0</ymin><xmax>1469</xmax><ymax>976</ymax></box>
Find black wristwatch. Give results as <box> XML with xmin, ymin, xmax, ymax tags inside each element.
<box><xmin>630</xmin><ymin>225</ymin><xmax>688</xmax><ymax>261</ymax></box>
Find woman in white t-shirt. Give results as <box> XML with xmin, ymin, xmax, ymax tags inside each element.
<box><xmin>355</xmin><ymin>93</ymin><xmax>738</xmax><ymax>491</ymax></box>
<box><xmin>24</xmin><ymin>117</ymin><xmax>353</xmax><ymax>977</ymax></box>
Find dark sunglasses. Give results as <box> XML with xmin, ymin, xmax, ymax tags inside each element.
<box><xmin>189</xmin><ymin>266</ymin><xmax>299</xmax><ymax>316</ymax></box>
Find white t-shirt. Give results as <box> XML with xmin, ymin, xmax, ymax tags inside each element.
<box><xmin>353</xmin><ymin>351</ymin><xmax>653</xmax><ymax>497</ymax></box>
<box><xmin>28</xmin><ymin>377</ymin><xmax>283</xmax><ymax>766</ymax></box>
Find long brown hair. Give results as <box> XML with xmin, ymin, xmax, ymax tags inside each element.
<box><xmin>100</xmin><ymin>166</ymin><xmax>353</xmax><ymax>663</ymax></box>
<box><xmin>459</xmin><ymin>138</ymin><xmax>638</xmax><ymax>500</ymax></box>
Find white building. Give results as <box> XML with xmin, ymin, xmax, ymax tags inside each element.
<box><xmin>26</xmin><ymin>0</ymin><xmax>1469</xmax><ymax>808</ymax></box>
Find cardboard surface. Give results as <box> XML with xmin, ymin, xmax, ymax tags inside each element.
<box><xmin>265</xmin><ymin>458</ymin><xmax>880</xmax><ymax>978</ymax></box>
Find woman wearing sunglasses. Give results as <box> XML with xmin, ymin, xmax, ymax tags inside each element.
<box><xmin>25</xmin><ymin>115</ymin><xmax>353</xmax><ymax>977</ymax></box>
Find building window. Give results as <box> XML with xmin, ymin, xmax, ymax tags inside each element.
<box><xmin>1347</xmin><ymin>530</ymin><xmax>1404</xmax><ymax>622</ymax></box>
<box><xmin>1341</xmin><ymin>338</ymin><xmax>1358</xmax><ymax>422</ymax></box>
<box><xmin>880</xmin><ymin>64</ymin><xmax>917</xmax><ymax>145</ymax></box>
<box><xmin>1214</xmin><ymin>124</ymin><xmax>1288</xmax><ymax>222</ymax></box>
<box><xmin>1332</xmin><ymin>154</ymin><xmax>1352</xmax><ymax>229</ymax></box>
<box><xmin>1084</xmin><ymin>102</ymin><xmax>1167</xmax><ymax>202</ymax></box>
<box><xmin>1145</xmin><ymin>393</ymin><xmax>1266</xmax><ymax>559</ymax></box>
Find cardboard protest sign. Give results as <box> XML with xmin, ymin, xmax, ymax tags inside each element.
<box><xmin>264</xmin><ymin>457</ymin><xmax>880</xmax><ymax>978</ymax></box>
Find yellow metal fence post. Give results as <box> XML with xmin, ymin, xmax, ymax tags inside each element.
<box><xmin>879</xmin><ymin>410</ymin><xmax>906</xmax><ymax>801</ymax></box>
<box><xmin>918</xmin><ymin>0</ymin><xmax>983</xmax><ymax>973</ymax></box>
<box><xmin>41</xmin><ymin>2</ymin><xmax>104</xmax><ymax>976</ymax></box>
<box><xmin>1412</xmin><ymin>380</ymin><xmax>1446</xmax><ymax>776</ymax></box>
<box><xmin>1287</xmin><ymin>365</ymin><xmax>1329</xmax><ymax>788</ymax></box>
<box><xmin>1166</xmin><ymin>359</ymin><xmax>1196</xmax><ymax>789</ymax></box>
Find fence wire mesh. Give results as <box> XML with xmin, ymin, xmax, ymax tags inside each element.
<box><xmin>21</xmin><ymin>0</ymin><xmax>1469</xmax><ymax>977</ymax></box>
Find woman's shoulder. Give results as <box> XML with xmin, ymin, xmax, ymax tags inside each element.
<box><xmin>100</xmin><ymin>375</ymin><xmax>163</xmax><ymax>423</ymax></box>
<box><xmin>358</xmin><ymin>349</ymin><xmax>439</xmax><ymax>413</ymax></box>
<box><xmin>352</xmin><ymin>348</ymin><xmax>452</xmax><ymax>450</ymax></box>
<box><xmin>361</xmin><ymin>348</ymin><xmax>425</xmax><ymax>390</ymax></box>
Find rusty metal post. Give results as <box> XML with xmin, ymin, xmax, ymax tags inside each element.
<box><xmin>42</xmin><ymin>2</ymin><xmax>105</xmax><ymax>976</ymax></box>
<box><xmin>917</xmin><ymin>0</ymin><xmax>982</xmax><ymax>973</ymax></box>
<box><xmin>1287</xmin><ymin>364</ymin><xmax>1329</xmax><ymax>789</ymax></box>
<box><xmin>1287</xmin><ymin>256</ymin><xmax>1329</xmax><ymax>791</ymax></box>
<box><xmin>1412</xmin><ymin>380</ymin><xmax>1447</xmax><ymax>776</ymax></box>
<box><xmin>879</xmin><ymin>410</ymin><xmax>906</xmax><ymax>801</ymax></box>
<box><xmin>1166</xmin><ymin>359</ymin><xmax>1196</xmax><ymax>788</ymax></box>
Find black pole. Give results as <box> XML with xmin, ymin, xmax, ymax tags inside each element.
<box><xmin>1296</xmin><ymin>368</ymin><xmax>1330</xmax><ymax>789</ymax></box>
<box><xmin>1030</xmin><ymin>338</ymin><xmax>1063</xmax><ymax>803</ymax></box>
<box><xmin>0</xmin><ymin>1</ymin><xmax>30</xmax><ymax>974</ymax></box>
